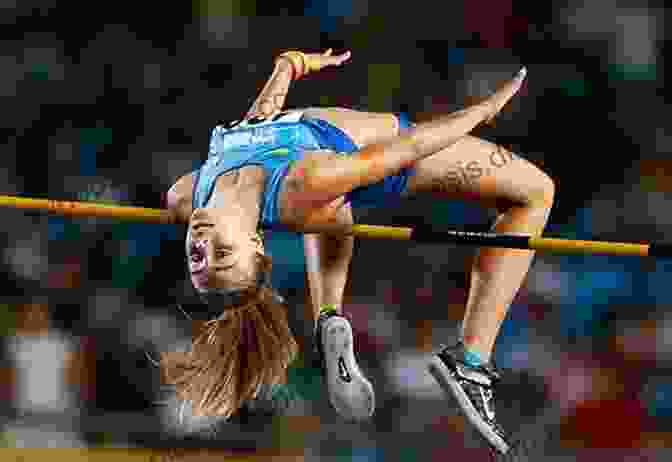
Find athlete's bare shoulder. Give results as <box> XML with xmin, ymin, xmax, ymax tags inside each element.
<box><xmin>166</xmin><ymin>172</ymin><xmax>195</xmax><ymax>223</ymax></box>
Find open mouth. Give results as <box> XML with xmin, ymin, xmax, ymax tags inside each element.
<box><xmin>189</xmin><ymin>240</ymin><xmax>208</xmax><ymax>273</ymax></box>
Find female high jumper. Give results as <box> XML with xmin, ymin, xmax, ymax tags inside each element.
<box><xmin>160</xmin><ymin>49</ymin><xmax>553</xmax><ymax>455</ymax></box>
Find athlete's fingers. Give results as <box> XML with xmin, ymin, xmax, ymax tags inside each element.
<box><xmin>332</xmin><ymin>50</ymin><xmax>351</xmax><ymax>66</ymax></box>
<box><xmin>312</xmin><ymin>50</ymin><xmax>350</xmax><ymax>70</ymax></box>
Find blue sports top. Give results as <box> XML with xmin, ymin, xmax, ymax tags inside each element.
<box><xmin>190</xmin><ymin>110</ymin><xmax>359</xmax><ymax>230</ymax></box>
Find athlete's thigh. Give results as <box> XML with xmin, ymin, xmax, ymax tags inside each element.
<box><xmin>277</xmin><ymin>149</ymin><xmax>351</xmax><ymax>227</ymax></box>
<box><xmin>302</xmin><ymin>107</ymin><xmax>398</xmax><ymax>148</ymax></box>
<box><xmin>404</xmin><ymin>135</ymin><xmax>554</xmax><ymax>209</ymax></box>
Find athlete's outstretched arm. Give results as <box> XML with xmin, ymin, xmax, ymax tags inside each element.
<box><xmin>244</xmin><ymin>57</ymin><xmax>295</xmax><ymax>120</ymax></box>
<box><xmin>244</xmin><ymin>49</ymin><xmax>352</xmax><ymax>120</ymax></box>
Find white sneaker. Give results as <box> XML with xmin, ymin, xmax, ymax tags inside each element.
<box><xmin>315</xmin><ymin>311</ymin><xmax>375</xmax><ymax>421</ymax></box>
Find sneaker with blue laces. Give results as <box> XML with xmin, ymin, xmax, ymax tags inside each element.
<box><xmin>428</xmin><ymin>342</ymin><xmax>510</xmax><ymax>454</ymax></box>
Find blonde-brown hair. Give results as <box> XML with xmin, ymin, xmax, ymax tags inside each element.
<box><xmin>160</xmin><ymin>252</ymin><xmax>298</xmax><ymax>419</ymax></box>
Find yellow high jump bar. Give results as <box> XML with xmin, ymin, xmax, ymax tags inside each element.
<box><xmin>0</xmin><ymin>194</ymin><xmax>666</xmax><ymax>258</ymax></box>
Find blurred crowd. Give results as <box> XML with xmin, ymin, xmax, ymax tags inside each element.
<box><xmin>1</xmin><ymin>1</ymin><xmax>671</xmax><ymax>460</ymax></box>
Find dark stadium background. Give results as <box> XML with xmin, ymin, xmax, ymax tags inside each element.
<box><xmin>1</xmin><ymin>1</ymin><xmax>671</xmax><ymax>460</ymax></box>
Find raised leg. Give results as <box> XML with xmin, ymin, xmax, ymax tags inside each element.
<box><xmin>403</xmin><ymin>135</ymin><xmax>555</xmax><ymax>361</ymax></box>
<box><xmin>413</xmin><ymin>136</ymin><xmax>553</xmax><ymax>455</ymax></box>
<box><xmin>285</xmin><ymin>68</ymin><xmax>526</xmax><ymax>209</ymax></box>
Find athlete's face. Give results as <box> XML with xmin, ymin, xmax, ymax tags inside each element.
<box><xmin>186</xmin><ymin>208</ymin><xmax>264</xmax><ymax>292</ymax></box>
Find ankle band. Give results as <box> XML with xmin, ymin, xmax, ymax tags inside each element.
<box><xmin>462</xmin><ymin>348</ymin><xmax>483</xmax><ymax>368</ymax></box>
<box><xmin>319</xmin><ymin>303</ymin><xmax>338</xmax><ymax>315</ymax></box>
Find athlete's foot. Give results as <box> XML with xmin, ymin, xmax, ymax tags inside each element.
<box><xmin>315</xmin><ymin>311</ymin><xmax>375</xmax><ymax>421</ymax></box>
<box><xmin>428</xmin><ymin>342</ymin><xmax>511</xmax><ymax>454</ymax></box>
<box><xmin>482</xmin><ymin>67</ymin><xmax>527</xmax><ymax>125</ymax></box>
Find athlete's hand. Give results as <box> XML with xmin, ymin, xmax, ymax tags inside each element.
<box><xmin>304</xmin><ymin>49</ymin><xmax>351</xmax><ymax>73</ymax></box>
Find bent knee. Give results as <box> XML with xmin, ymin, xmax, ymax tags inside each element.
<box><xmin>496</xmin><ymin>152</ymin><xmax>555</xmax><ymax>211</ymax></box>
<box><xmin>537</xmin><ymin>170</ymin><xmax>555</xmax><ymax>207</ymax></box>
<box><xmin>525</xmin><ymin>167</ymin><xmax>555</xmax><ymax>209</ymax></box>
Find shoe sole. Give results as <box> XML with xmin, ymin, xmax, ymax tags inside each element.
<box><xmin>321</xmin><ymin>316</ymin><xmax>375</xmax><ymax>421</ymax></box>
<box><xmin>428</xmin><ymin>356</ymin><xmax>509</xmax><ymax>454</ymax></box>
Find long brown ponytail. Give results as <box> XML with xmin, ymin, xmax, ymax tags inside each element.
<box><xmin>160</xmin><ymin>253</ymin><xmax>298</xmax><ymax>419</ymax></box>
